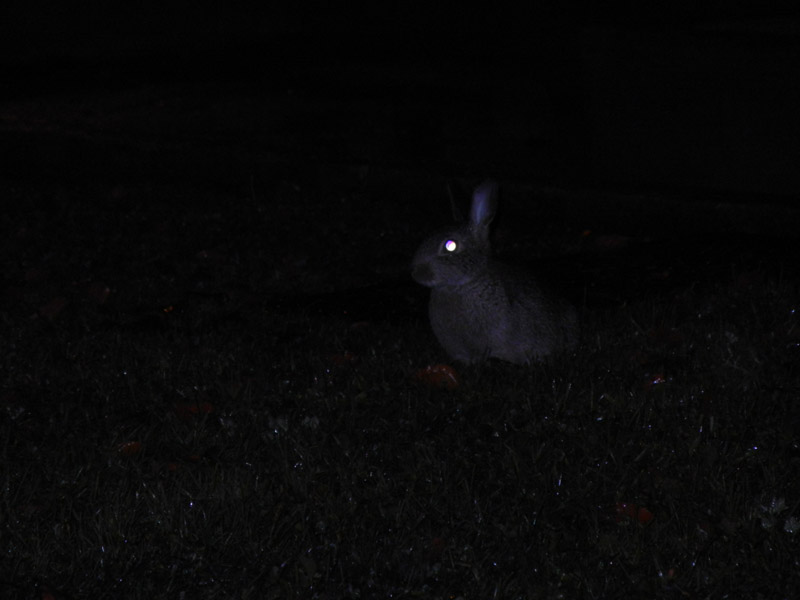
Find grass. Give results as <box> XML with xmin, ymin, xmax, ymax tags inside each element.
<box><xmin>1</xmin><ymin>172</ymin><xmax>799</xmax><ymax>599</ymax></box>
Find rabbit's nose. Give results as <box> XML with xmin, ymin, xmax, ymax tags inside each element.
<box><xmin>411</xmin><ymin>263</ymin><xmax>434</xmax><ymax>286</ymax></box>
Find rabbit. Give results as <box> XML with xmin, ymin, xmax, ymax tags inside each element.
<box><xmin>411</xmin><ymin>180</ymin><xmax>578</xmax><ymax>365</ymax></box>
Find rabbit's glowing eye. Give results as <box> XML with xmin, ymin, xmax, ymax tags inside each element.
<box><xmin>444</xmin><ymin>239</ymin><xmax>458</xmax><ymax>253</ymax></box>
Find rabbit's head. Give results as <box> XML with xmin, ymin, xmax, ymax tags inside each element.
<box><xmin>412</xmin><ymin>180</ymin><xmax>498</xmax><ymax>288</ymax></box>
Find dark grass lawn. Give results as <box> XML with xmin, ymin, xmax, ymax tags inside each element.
<box><xmin>1</xmin><ymin>72</ymin><xmax>800</xmax><ymax>597</ymax></box>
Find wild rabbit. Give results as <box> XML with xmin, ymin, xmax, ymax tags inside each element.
<box><xmin>411</xmin><ymin>180</ymin><xmax>578</xmax><ymax>364</ymax></box>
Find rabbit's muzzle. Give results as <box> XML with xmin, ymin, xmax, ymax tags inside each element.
<box><xmin>411</xmin><ymin>263</ymin><xmax>435</xmax><ymax>287</ymax></box>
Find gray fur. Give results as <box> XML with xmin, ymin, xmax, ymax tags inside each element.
<box><xmin>411</xmin><ymin>180</ymin><xmax>578</xmax><ymax>364</ymax></box>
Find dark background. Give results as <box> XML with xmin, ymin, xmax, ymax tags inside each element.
<box><xmin>2</xmin><ymin>7</ymin><xmax>800</xmax><ymax>597</ymax></box>
<box><xmin>3</xmin><ymin>3</ymin><xmax>800</xmax><ymax>198</ymax></box>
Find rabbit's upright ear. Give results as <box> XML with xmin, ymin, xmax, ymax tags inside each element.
<box><xmin>469</xmin><ymin>180</ymin><xmax>498</xmax><ymax>241</ymax></box>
